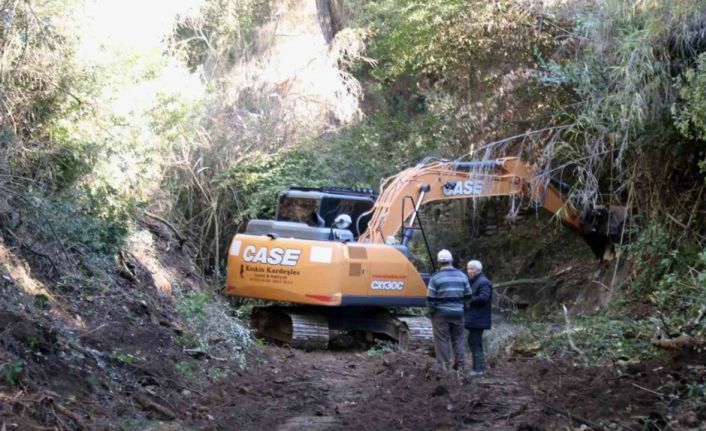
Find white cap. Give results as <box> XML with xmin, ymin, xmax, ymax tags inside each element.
<box><xmin>437</xmin><ymin>249</ymin><xmax>453</xmax><ymax>263</ymax></box>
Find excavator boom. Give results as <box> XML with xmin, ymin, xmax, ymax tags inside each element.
<box><xmin>359</xmin><ymin>157</ymin><xmax>622</xmax><ymax>259</ymax></box>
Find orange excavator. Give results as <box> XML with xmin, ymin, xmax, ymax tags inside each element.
<box><xmin>225</xmin><ymin>156</ymin><xmax>625</xmax><ymax>349</ymax></box>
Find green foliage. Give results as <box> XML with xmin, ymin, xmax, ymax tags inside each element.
<box><xmin>177</xmin><ymin>292</ymin><xmax>211</xmax><ymax>319</ymax></box>
<box><xmin>118</xmin><ymin>418</ymin><xmax>161</xmax><ymax>431</ymax></box>
<box><xmin>26</xmin><ymin>336</ymin><xmax>41</xmax><ymax>352</ymax></box>
<box><xmin>0</xmin><ymin>0</ymin><xmax>81</xmax><ymax>171</ymax></box>
<box><xmin>366</xmin><ymin>339</ymin><xmax>396</xmax><ymax>358</ymax></box>
<box><xmin>207</xmin><ymin>366</ymin><xmax>230</xmax><ymax>380</ymax></box>
<box><xmin>0</xmin><ymin>358</ymin><xmax>24</xmax><ymax>386</ymax></box>
<box><xmin>674</xmin><ymin>53</ymin><xmax>706</xmax><ymax>142</ymax></box>
<box><xmin>625</xmin><ymin>222</ymin><xmax>706</xmax><ymax>322</ymax></box>
<box><xmin>538</xmin><ymin>0</ymin><xmax>706</xmax><ymax>194</ymax></box>
<box><xmin>175</xmin><ymin>360</ymin><xmax>194</xmax><ymax>378</ymax></box>
<box><xmin>511</xmin><ymin>314</ymin><xmax>658</xmax><ymax>367</ymax></box>
<box><xmin>174</xmin><ymin>333</ymin><xmax>197</xmax><ymax>348</ymax></box>
<box><xmin>686</xmin><ymin>382</ymin><xmax>706</xmax><ymax>399</ymax></box>
<box><xmin>673</xmin><ymin>52</ymin><xmax>706</xmax><ymax>179</ymax></box>
<box><xmin>33</xmin><ymin>295</ymin><xmax>50</xmax><ymax>310</ymax></box>
<box><xmin>39</xmin><ymin>196</ymin><xmax>130</xmax><ymax>256</ymax></box>
<box><xmin>359</xmin><ymin>0</ymin><xmax>548</xmax><ymax>86</ymax></box>
<box><xmin>317</xmin><ymin>97</ymin><xmax>458</xmax><ymax>182</ymax></box>
<box><xmin>111</xmin><ymin>350</ymin><xmax>135</xmax><ymax>365</ymax></box>
<box><xmin>175</xmin><ymin>0</ymin><xmax>272</xmax><ymax>73</ymax></box>
<box><xmin>220</xmin><ymin>149</ymin><xmax>334</xmax><ymax>227</ymax></box>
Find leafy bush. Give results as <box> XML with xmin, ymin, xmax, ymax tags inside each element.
<box><xmin>177</xmin><ymin>292</ymin><xmax>211</xmax><ymax>319</ymax></box>
<box><xmin>366</xmin><ymin>339</ymin><xmax>396</xmax><ymax>358</ymax></box>
<box><xmin>674</xmin><ymin>53</ymin><xmax>706</xmax><ymax>142</ymax></box>
<box><xmin>174</xmin><ymin>0</ymin><xmax>272</xmax><ymax>74</ymax></box>
<box><xmin>176</xmin><ymin>291</ymin><xmax>252</xmax><ymax>369</ymax></box>
<box><xmin>39</xmin><ymin>195</ymin><xmax>131</xmax><ymax>256</ymax></box>
<box><xmin>538</xmin><ymin>0</ymin><xmax>706</xmax><ymax>205</ymax></box>
<box><xmin>673</xmin><ymin>52</ymin><xmax>706</xmax><ymax>180</ymax></box>
<box><xmin>0</xmin><ymin>0</ymin><xmax>81</xmax><ymax>172</ymax></box>
<box><xmin>359</xmin><ymin>0</ymin><xmax>550</xmax><ymax>86</ymax></box>
<box><xmin>625</xmin><ymin>222</ymin><xmax>706</xmax><ymax>323</ymax></box>
<box><xmin>221</xmin><ymin>149</ymin><xmax>335</xmax><ymax>227</ymax></box>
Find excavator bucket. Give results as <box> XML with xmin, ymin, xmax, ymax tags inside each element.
<box><xmin>580</xmin><ymin>206</ymin><xmax>629</xmax><ymax>260</ymax></box>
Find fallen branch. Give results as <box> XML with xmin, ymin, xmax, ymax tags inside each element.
<box><xmin>79</xmin><ymin>323</ymin><xmax>109</xmax><ymax>338</ymax></box>
<box><xmin>683</xmin><ymin>306</ymin><xmax>705</xmax><ymax>333</ymax></box>
<box><xmin>562</xmin><ymin>304</ymin><xmax>588</xmax><ymax>366</ymax></box>
<box><xmin>144</xmin><ymin>211</ymin><xmax>187</xmax><ymax>245</ymax></box>
<box><xmin>496</xmin><ymin>267</ymin><xmax>572</xmax><ymax>295</ymax></box>
<box><xmin>164</xmin><ymin>378</ymin><xmax>205</xmax><ymax>396</ymax></box>
<box><xmin>651</xmin><ymin>306</ymin><xmax>706</xmax><ymax>350</ymax></box>
<box><xmin>116</xmin><ymin>249</ymin><xmax>138</xmax><ymax>283</ymax></box>
<box><xmin>631</xmin><ymin>383</ymin><xmax>663</xmax><ymax>397</ymax></box>
<box><xmin>666</xmin><ymin>213</ymin><xmax>706</xmax><ymax>243</ymax></box>
<box><xmin>650</xmin><ymin>332</ymin><xmax>705</xmax><ymax>350</ymax></box>
<box><xmin>495</xmin><ymin>277</ymin><xmax>549</xmax><ymax>289</ymax></box>
<box><xmin>2</xmin><ymin>227</ymin><xmax>59</xmax><ymax>275</ymax></box>
<box><xmin>657</xmin><ymin>311</ymin><xmax>678</xmax><ymax>338</ymax></box>
<box><xmin>52</xmin><ymin>401</ymin><xmax>89</xmax><ymax>431</ymax></box>
<box><xmin>134</xmin><ymin>393</ymin><xmax>177</xmax><ymax>420</ymax></box>
<box><xmin>183</xmin><ymin>348</ymin><xmax>226</xmax><ymax>362</ymax></box>
<box><xmin>544</xmin><ymin>405</ymin><xmax>605</xmax><ymax>430</ymax></box>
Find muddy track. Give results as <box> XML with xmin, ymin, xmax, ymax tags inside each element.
<box><xmin>188</xmin><ymin>347</ymin><xmax>547</xmax><ymax>431</ymax></box>
<box><xmin>184</xmin><ymin>344</ymin><xmax>705</xmax><ymax>431</ymax></box>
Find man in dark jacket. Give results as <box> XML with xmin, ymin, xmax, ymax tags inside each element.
<box><xmin>464</xmin><ymin>260</ymin><xmax>492</xmax><ymax>376</ymax></box>
<box><xmin>427</xmin><ymin>249</ymin><xmax>471</xmax><ymax>372</ymax></box>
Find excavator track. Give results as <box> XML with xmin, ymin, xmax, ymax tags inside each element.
<box><xmin>251</xmin><ymin>306</ymin><xmax>329</xmax><ymax>350</ymax></box>
<box><xmin>250</xmin><ymin>306</ymin><xmax>433</xmax><ymax>351</ymax></box>
<box><xmin>396</xmin><ymin>316</ymin><xmax>433</xmax><ymax>349</ymax></box>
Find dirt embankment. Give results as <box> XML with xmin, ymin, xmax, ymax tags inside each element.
<box><xmin>0</xmin><ymin>220</ymin><xmax>250</xmax><ymax>430</ymax></box>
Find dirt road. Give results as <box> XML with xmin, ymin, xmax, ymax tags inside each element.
<box><xmin>187</xmin><ymin>345</ymin><xmax>535</xmax><ymax>431</ymax></box>
<box><xmin>180</xmin><ymin>343</ymin><xmax>704</xmax><ymax>431</ymax></box>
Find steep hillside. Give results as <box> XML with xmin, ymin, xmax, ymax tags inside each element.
<box><xmin>0</xmin><ymin>218</ymin><xmax>252</xmax><ymax>429</ymax></box>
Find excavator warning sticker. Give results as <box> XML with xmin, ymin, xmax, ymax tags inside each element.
<box><xmin>310</xmin><ymin>246</ymin><xmax>333</xmax><ymax>263</ymax></box>
<box><xmin>229</xmin><ymin>240</ymin><xmax>242</xmax><ymax>256</ymax></box>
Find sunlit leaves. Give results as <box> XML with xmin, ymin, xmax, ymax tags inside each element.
<box><xmin>360</xmin><ymin>0</ymin><xmax>548</xmax><ymax>87</ymax></box>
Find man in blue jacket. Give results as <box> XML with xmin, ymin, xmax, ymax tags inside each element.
<box><xmin>464</xmin><ymin>260</ymin><xmax>492</xmax><ymax>376</ymax></box>
<box><xmin>427</xmin><ymin>249</ymin><xmax>471</xmax><ymax>372</ymax></box>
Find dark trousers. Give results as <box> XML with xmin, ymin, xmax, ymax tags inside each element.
<box><xmin>467</xmin><ymin>328</ymin><xmax>485</xmax><ymax>372</ymax></box>
<box><xmin>431</xmin><ymin>315</ymin><xmax>466</xmax><ymax>370</ymax></box>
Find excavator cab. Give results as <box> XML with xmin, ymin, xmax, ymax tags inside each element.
<box><xmin>274</xmin><ymin>187</ymin><xmax>376</xmax><ymax>238</ymax></box>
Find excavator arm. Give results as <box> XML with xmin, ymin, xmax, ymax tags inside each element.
<box><xmin>358</xmin><ymin>157</ymin><xmax>623</xmax><ymax>259</ymax></box>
